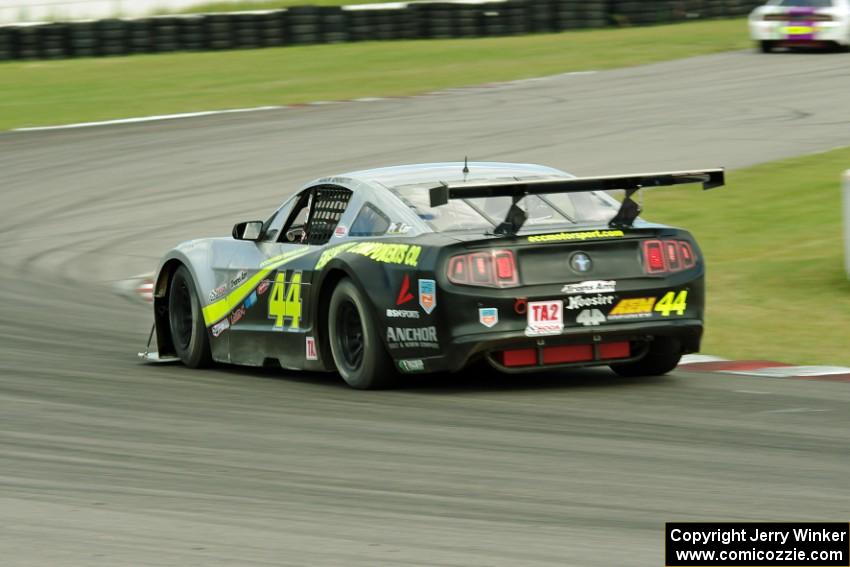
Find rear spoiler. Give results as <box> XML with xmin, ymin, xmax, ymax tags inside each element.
<box><xmin>428</xmin><ymin>168</ymin><xmax>725</xmax><ymax>234</ymax></box>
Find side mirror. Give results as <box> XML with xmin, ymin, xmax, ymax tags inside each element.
<box><xmin>232</xmin><ymin>221</ymin><xmax>263</xmax><ymax>241</ymax></box>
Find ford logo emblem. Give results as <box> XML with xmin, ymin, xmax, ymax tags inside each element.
<box><xmin>570</xmin><ymin>252</ymin><xmax>592</xmax><ymax>273</ymax></box>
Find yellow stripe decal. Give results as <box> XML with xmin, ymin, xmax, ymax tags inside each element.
<box><xmin>202</xmin><ymin>248</ymin><xmax>312</xmax><ymax>326</ymax></box>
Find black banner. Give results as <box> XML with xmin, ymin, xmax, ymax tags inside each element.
<box><xmin>666</xmin><ymin>523</ymin><xmax>849</xmax><ymax>567</ymax></box>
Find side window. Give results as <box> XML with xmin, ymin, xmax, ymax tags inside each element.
<box><xmin>279</xmin><ymin>191</ymin><xmax>313</xmax><ymax>243</ymax></box>
<box><xmin>350</xmin><ymin>203</ymin><xmax>390</xmax><ymax>237</ymax></box>
<box><xmin>304</xmin><ymin>186</ymin><xmax>352</xmax><ymax>245</ymax></box>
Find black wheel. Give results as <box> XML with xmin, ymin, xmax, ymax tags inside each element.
<box><xmin>609</xmin><ymin>337</ymin><xmax>681</xmax><ymax>378</ymax></box>
<box><xmin>328</xmin><ymin>279</ymin><xmax>396</xmax><ymax>389</ymax></box>
<box><xmin>759</xmin><ymin>40</ymin><xmax>774</xmax><ymax>53</ymax></box>
<box><xmin>168</xmin><ymin>265</ymin><xmax>212</xmax><ymax>368</ymax></box>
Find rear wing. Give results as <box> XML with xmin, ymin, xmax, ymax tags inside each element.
<box><xmin>428</xmin><ymin>168</ymin><xmax>725</xmax><ymax>234</ymax></box>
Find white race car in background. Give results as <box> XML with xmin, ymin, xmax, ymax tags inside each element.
<box><xmin>749</xmin><ymin>0</ymin><xmax>850</xmax><ymax>52</ymax></box>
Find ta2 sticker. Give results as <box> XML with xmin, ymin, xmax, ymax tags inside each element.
<box><xmin>526</xmin><ymin>300</ymin><xmax>563</xmax><ymax>336</ymax></box>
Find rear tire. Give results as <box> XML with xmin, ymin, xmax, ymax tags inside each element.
<box><xmin>168</xmin><ymin>265</ymin><xmax>213</xmax><ymax>369</ymax></box>
<box><xmin>609</xmin><ymin>337</ymin><xmax>681</xmax><ymax>377</ymax></box>
<box><xmin>328</xmin><ymin>279</ymin><xmax>396</xmax><ymax>389</ymax></box>
<box><xmin>759</xmin><ymin>40</ymin><xmax>775</xmax><ymax>53</ymax></box>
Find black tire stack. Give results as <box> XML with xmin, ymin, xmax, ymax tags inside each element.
<box><xmin>0</xmin><ymin>0</ymin><xmax>769</xmax><ymax>62</ymax></box>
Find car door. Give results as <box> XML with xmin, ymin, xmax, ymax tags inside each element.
<box><xmin>227</xmin><ymin>185</ymin><xmax>353</xmax><ymax>368</ymax></box>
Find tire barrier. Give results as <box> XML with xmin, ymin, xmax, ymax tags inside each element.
<box><xmin>0</xmin><ymin>0</ymin><xmax>764</xmax><ymax>62</ymax></box>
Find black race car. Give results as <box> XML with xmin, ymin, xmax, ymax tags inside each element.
<box><xmin>144</xmin><ymin>162</ymin><xmax>724</xmax><ymax>389</ymax></box>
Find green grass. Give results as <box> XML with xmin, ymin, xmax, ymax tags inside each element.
<box><xmin>0</xmin><ymin>18</ymin><xmax>750</xmax><ymax>131</ymax></box>
<box><xmin>643</xmin><ymin>147</ymin><xmax>850</xmax><ymax>365</ymax></box>
<box><xmin>173</xmin><ymin>0</ymin><xmax>387</xmax><ymax>12</ymax></box>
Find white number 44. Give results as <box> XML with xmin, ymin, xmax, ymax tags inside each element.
<box><xmin>576</xmin><ymin>309</ymin><xmax>606</xmax><ymax>327</ymax></box>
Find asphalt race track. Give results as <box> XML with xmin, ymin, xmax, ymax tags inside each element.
<box><xmin>1</xmin><ymin>50</ymin><xmax>849</xmax><ymax>566</ymax></box>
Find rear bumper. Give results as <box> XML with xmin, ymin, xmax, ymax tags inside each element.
<box><xmin>394</xmin><ymin>319</ymin><xmax>702</xmax><ymax>374</ymax></box>
<box><xmin>749</xmin><ymin>20</ymin><xmax>850</xmax><ymax>45</ymax></box>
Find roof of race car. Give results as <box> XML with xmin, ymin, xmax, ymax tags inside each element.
<box><xmin>340</xmin><ymin>162</ymin><xmax>573</xmax><ymax>190</ymax></box>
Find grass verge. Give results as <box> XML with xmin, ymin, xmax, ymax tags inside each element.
<box><xmin>0</xmin><ymin>18</ymin><xmax>750</xmax><ymax>130</ymax></box>
<box><xmin>643</xmin><ymin>147</ymin><xmax>850</xmax><ymax>365</ymax></box>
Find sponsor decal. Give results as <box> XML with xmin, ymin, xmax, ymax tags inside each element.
<box><xmin>419</xmin><ymin>279</ymin><xmax>436</xmax><ymax>314</ymax></box>
<box><xmin>396</xmin><ymin>274</ymin><xmax>414</xmax><ymax>305</ymax></box>
<box><xmin>576</xmin><ymin>309</ymin><xmax>606</xmax><ymax>327</ymax></box>
<box><xmin>562</xmin><ymin>280</ymin><xmax>616</xmax><ymax>295</ymax></box>
<box><xmin>208</xmin><ymin>285</ymin><xmax>227</xmax><ymax>303</ymax></box>
<box><xmin>334</xmin><ymin>225</ymin><xmax>347</xmax><ymax>238</ymax></box>
<box><xmin>316</xmin><ymin>242</ymin><xmax>422</xmax><ymax>270</ymax></box>
<box><xmin>525</xmin><ymin>300</ymin><xmax>564</xmax><ymax>336</ymax></box>
<box><xmin>229</xmin><ymin>305</ymin><xmax>246</xmax><ymax>325</ymax></box>
<box><xmin>244</xmin><ymin>291</ymin><xmax>258</xmax><ymax>309</ymax></box>
<box><xmin>386</xmin><ymin>326</ymin><xmax>439</xmax><ymax>350</ymax></box>
<box><xmin>388</xmin><ymin>222</ymin><xmax>411</xmax><ymax>235</ymax></box>
<box><xmin>654</xmin><ymin>290</ymin><xmax>688</xmax><ymax>317</ymax></box>
<box><xmin>398</xmin><ymin>359</ymin><xmax>425</xmax><ymax>373</ymax></box>
<box><xmin>211</xmin><ymin>318</ymin><xmax>230</xmax><ymax>337</ymax></box>
<box><xmin>305</xmin><ymin>336</ymin><xmax>318</xmax><ymax>360</ymax></box>
<box><xmin>230</xmin><ymin>270</ymin><xmax>248</xmax><ymax>289</ymax></box>
<box><xmin>257</xmin><ymin>280</ymin><xmax>270</xmax><ymax>296</ymax></box>
<box><xmin>387</xmin><ymin>309</ymin><xmax>420</xmax><ymax>319</ymax></box>
<box><xmin>565</xmin><ymin>294</ymin><xmax>615</xmax><ymax>310</ymax></box>
<box><xmin>479</xmin><ymin>307</ymin><xmax>498</xmax><ymax>328</ymax></box>
<box><xmin>608</xmin><ymin>297</ymin><xmax>656</xmax><ymax>319</ymax></box>
<box><xmin>269</xmin><ymin>271</ymin><xmax>303</xmax><ymax>330</ymax></box>
<box><xmin>527</xmin><ymin>229</ymin><xmax>624</xmax><ymax>244</ymax></box>
<box><xmin>570</xmin><ymin>252</ymin><xmax>592</xmax><ymax>273</ymax></box>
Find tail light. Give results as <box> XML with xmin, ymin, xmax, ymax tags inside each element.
<box><xmin>642</xmin><ymin>239</ymin><xmax>696</xmax><ymax>274</ymax></box>
<box><xmin>447</xmin><ymin>249</ymin><xmax>519</xmax><ymax>288</ymax></box>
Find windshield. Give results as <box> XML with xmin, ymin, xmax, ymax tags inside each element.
<box><xmin>768</xmin><ymin>0</ymin><xmax>833</xmax><ymax>7</ymax></box>
<box><xmin>392</xmin><ymin>186</ymin><xmax>620</xmax><ymax>233</ymax></box>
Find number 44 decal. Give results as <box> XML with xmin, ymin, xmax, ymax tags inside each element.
<box><xmin>576</xmin><ymin>309</ymin><xmax>606</xmax><ymax>326</ymax></box>
<box><xmin>655</xmin><ymin>290</ymin><xmax>688</xmax><ymax>317</ymax></box>
<box><xmin>269</xmin><ymin>271</ymin><xmax>302</xmax><ymax>330</ymax></box>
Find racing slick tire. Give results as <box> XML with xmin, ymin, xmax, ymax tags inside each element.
<box><xmin>168</xmin><ymin>265</ymin><xmax>213</xmax><ymax>369</ymax></box>
<box><xmin>328</xmin><ymin>278</ymin><xmax>396</xmax><ymax>390</ymax></box>
<box><xmin>759</xmin><ymin>41</ymin><xmax>775</xmax><ymax>53</ymax></box>
<box><xmin>609</xmin><ymin>337</ymin><xmax>681</xmax><ymax>377</ymax></box>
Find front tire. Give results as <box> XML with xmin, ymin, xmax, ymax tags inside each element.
<box><xmin>759</xmin><ymin>40</ymin><xmax>775</xmax><ymax>53</ymax></box>
<box><xmin>168</xmin><ymin>266</ymin><xmax>212</xmax><ymax>368</ymax></box>
<box><xmin>609</xmin><ymin>337</ymin><xmax>681</xmax><ymax>377</ymax></box>
<box><xmin>328</xmin><ymin>279</ymin><xmax>396</xmax><ymax>389</ymax></box>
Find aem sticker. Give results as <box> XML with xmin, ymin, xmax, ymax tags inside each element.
<box><xmin>419</xmin><ymin>279</ymin><xmax>436</xmax><ymax>314</ymax></box>
<box><xmin>479</xmin><ymin>307</ymin><xmax>498</xmax><ymax>328</ymax></box>
<box><xmin>526</xmin><ymin>300</ymin><xmax>563</xmax><ymax>336</ymax></box>
<box><xmin>608</xmin><ymin>297</ymin><xmax>656</xmax><ymax>319</ymax></box>
<box><xmin>527</xmin><ymin>230</ymin><xmax>625</xmax><ymax>244</ymax></box>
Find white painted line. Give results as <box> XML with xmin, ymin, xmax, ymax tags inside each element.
<box><xmin>679</xmin><ymin>354</ymin><xmax>729</xmax><ymax>365</ymax></box>
<box><xmin>761</xmin><ymin>408</ymin><xmax>829</xmax><ymax>414</ymax></box>
<box><xmin>13</xmin><ymin>106</ymin><xmax>283</xmax><ymax>132</ymax></box>
<box><xmin>723</xmin><ymin>365</ymin><xmax>850</xmax><ymax>378</ymax></box>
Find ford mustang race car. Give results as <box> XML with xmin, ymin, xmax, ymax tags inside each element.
<box><xmin>749</xmin><ymin>0</ymin><xmax>850</xmax><ymax>52</ymax></box>
<box><xmin>143</xmin><ymin>162</ymin><xmax>724</xmax><ymax>389</ymax></box>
